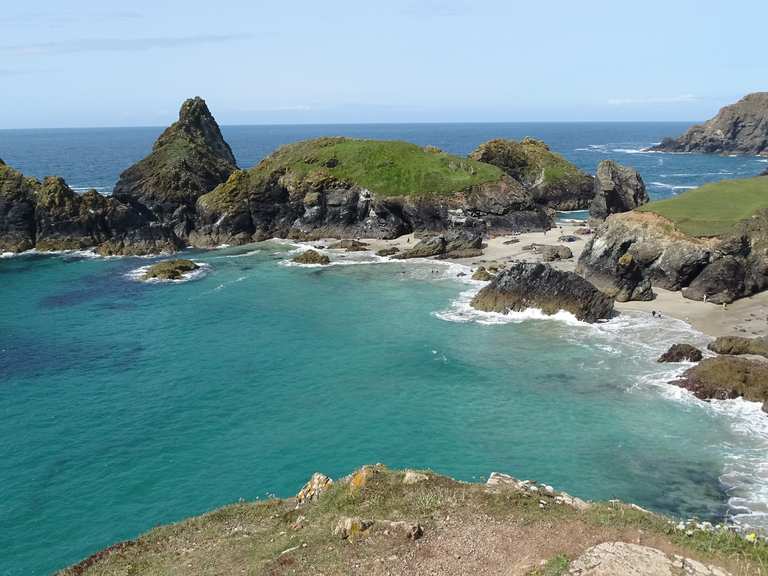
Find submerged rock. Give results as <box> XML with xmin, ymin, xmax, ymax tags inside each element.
<box><xmin>652</xmin><ymin>92</ymin><xmax>768</xmax><ymax>156</ymax></box>
<box><xmin>142</xmin><ymin>259</ymin><xmax>199</xmax><ymax>281</ymax></box>
<box><xmin>292</xmin><ymin>249</ymin><xmax>330</xmax><ymax>265</ymax></box>
<box><xmin>469</xmin><ymin>138</ymin><xmax>594</xmax><ymax>210</ymax></box>
<box><xmin>658</xmin><ymin>343</ymin><xmax>703</xmax><ymax>363</ymax></box>
<box><xmin>672</xmin><ymin>356</ymin><xmax>768</xmax><ymax>407</ymax></box>
<box><xmin>470</xmin><ymin>262</ymin><xmax>614</xmax><ymax>322</ymax></box>
<box><xmin>588</xmin><ymin>160</ymin><xmax>649</xmax><ymax>222</ymax></box>
<box><xmin>113</xmin><ymin>97</ymin><xmax>237</xmax><ymax>230</ymax></box>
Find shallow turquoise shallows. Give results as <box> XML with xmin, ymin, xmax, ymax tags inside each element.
<box><xmin>1</xmin><ymin>243</ymin><xmax>766</xmax><ymax>575</ymax></box>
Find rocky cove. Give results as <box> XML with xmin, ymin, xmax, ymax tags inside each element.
<box><xmin>4</xmin><ymin>99</ymin><xmax>768</xmax><ymax>576</ymax></box>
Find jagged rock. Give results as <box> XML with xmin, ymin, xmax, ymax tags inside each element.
<box><xmin>568</xmin><ymin>542</ymin><xmax>732</xmax><ymax>575</ymax></box>
<box><xmin>652</xmin><ymin>92</ymin><xmax>768</xmax><ymax>156</ymax></box>
<box><xmin>672</xmin><ymin>356</ymin><xmax>768</xmax><ymax>405</ymax></box>
<box><xmin>658</xmin><ymin>343</ymin><xmax>703</xmax><ymax>363</ymax></box>
<box><xmin>469</xmin><ymin>138</ymin><xmax>594</xmax><ymax>210</ymax></box>
<box><xmin>472</xmin><ymin>266</ymin><xmax>495</xmax><ymax>281</ymax></box>
<box><xmin>588</xmin><ymin>160</ymin><xmax>649</xmax><ymax>221</ymax></box>
<box><xmin>577</xmin><ymin>212</ymin><xmax>711</xmax><ymax>301</ymax></box>
<box><xmin>708</xmin><ymin>336</ymin><xmax>768</xmax><ymax>359</ymax></box>
<box><xmin>114</xmin><ymin>97</ymin><xmax>237</xmax><ymax>229</ymax></box>
<box><xmin>0</xmin><ymin>160</ymin><xmax>38</xmax><ymax>252</ymax></box>
<box><xmin>540</xmin><ymin>245</ymin><xmax>573</xmax><ymax>262</ymax></box>
<box><xmin>471</xmin><ymin>262</ymin><xmax>614</xmax><ymax>322</ymax></box>
<box><xmin>485</xmin><ymin>472</ymin><xmax>589</xmax><ymax>510</ymax></box>
<box><xmin>142</xmin><ymin>259</ymin><xmax>199</xmax><ymax>281</ymax></box>
<box><xmin>193</xmin><ymin>138</ymin><xmax>551</xmax><ymax>246</ymax></box>
<box><xmin>292</xmin><ymin>249</ymin><xmax>330</xmax><ymax>265</ymax></box>
<box><xmin>296</xmin><ymin>472</ymin><xmax>333</xmax><ymax>505</ymax></box>
<box><xmin>376</xmin><ymin>246</ymin><xmax>399</xmax><ymax>257</ymax></box>
<box><xmin>328</xmin><ymin>239</ymin><xmax>368</xmax><ymax>251</ymax></box>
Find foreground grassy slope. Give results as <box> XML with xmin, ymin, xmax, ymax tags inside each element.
<box><xmin>60</xmin><ymin>466</ymin><xmax>765</xmax><ymax>576</ymax></box>
<box><xmin>637</xmin><ymin>176</ymin><xmax>768</xmax><ymax>237</ymax></box>
<box><xmin>199</xmin><ymin>138</ymin><xmax>505</xmax><ymax>211</ymax></box>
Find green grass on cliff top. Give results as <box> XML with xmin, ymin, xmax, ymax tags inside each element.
<box><xmin>637</xmin><ymin>176</ymin><xmax>768</xmax><ymax>237</ymax></box>
<box><xmin>261</xmin><ymin>138</ymin><xmax>504</xmax><ymax>198</ymax></box>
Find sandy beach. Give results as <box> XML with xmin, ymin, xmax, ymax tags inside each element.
<box><xmin>363</xmin><ymin>222</ymin><xmax>768</xmax><ymax>340</ymax></box>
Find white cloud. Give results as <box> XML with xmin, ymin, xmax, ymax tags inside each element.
<box><xmin>607</xmin><ymin>94</ymin><xmax>700</xmax><ymax>106</ymax></box>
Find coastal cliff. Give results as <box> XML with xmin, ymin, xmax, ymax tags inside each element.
<box><xmin>652</xmin><ymin>92</ymin><xmax>768</xmax><ymax>156</ymax></box>
<box><xmin>59</xmin><ymin>465</ymin><xmax>764</xmax><ymax>576</ymax></box>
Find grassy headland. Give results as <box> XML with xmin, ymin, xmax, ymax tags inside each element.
<box><xmin>637</xmin><ymin>176</ymin><xmax>768</xmax><ymax>237</ymax></box>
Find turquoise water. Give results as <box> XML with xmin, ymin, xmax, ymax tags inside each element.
<box><xmin>2</xmin><ymin>123</ymin><xmax>768</xmax><ymax>574</ymax></box>
<box><xmin>2</xmin><ymin>244</ymin><xmax>767</xmax><ymax>575</ymax></box>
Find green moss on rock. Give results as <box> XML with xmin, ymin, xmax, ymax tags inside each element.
<box><xmin>142</xmin><ymin>259</ymin><xmax>200</xmax><ymax>281</ymax></box>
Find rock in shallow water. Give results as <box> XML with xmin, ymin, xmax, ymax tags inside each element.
<box><xmin>470</xmin><ymin>262</ymin><xmax>614</xmax><ymax>323</ymax></box>
<box><xmin>292</xmin><ymin>249</ymin><xmax>330</xmax><ymax>265</ymax></box>
<box><xmin>658</xmin><ymin>343</ymin><xmax>703</xmax><ymax>363</ymax></box>
<box><xmin>142</xmin><ymin>259</ymin><xmax>199</xmax><ymax>281</ymax></box>
<box><xmin>672</xmin><ymin>356</ymin><xmax>768</xmax><ymax>408</ymax></box>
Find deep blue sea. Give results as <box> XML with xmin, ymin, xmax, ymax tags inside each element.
<box><xmin>1</xmin><ymin>123</ymin><xmax>767</xmax><ymax>575</ymax></box>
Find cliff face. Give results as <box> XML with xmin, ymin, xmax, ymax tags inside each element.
<box><xmin>652</xmin><ymin>92</ymin><xmax>768</xmax><ymax>156</ymax></box>
<box><xmin>0</xmin><ymin>160</ymin><xmax>38</xmax><ymax>252</ymax></box>
<box><xmin>577</xmin><ymin>209</ymin><xmax>768</xmax><ymax>303</ymax></box>
<box><xmin>113</xmin><ymin>97</ymin><xmax>238</xmax><ymax>231</ymax></box>
<box><xmin>190</xmin><ymin>138</ymin><xmax>552</xmax><ymax>246</ymax></box>
<box><xmin>469</xmin><ymin>138</ymin><xmax>595</xmax><ymax>211</ymax></box>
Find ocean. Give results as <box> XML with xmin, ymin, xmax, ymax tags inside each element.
<box><xmin>1</xmin><ymin>123</ymin><xmax>767</xmax><ymax>575</ymax></box>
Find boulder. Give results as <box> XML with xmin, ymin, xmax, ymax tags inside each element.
<box><xmin>540</xmin><ymin>245</ymin><xmax>573</xmax><ymax>262</ymax></box>
<box><xmin>470</xmin><ymin>262</ymin><xmax>614</xmax><ymax>322</ymax></box>
<box><xmin>651</xmin><ymin>92</ymin><xmax>768</xmax><ymax>156</ymax></box>
<box><xmin>672</xmin><ymin>356</ymin><xmax>768</xmax><ymax>405</ymax></box>
<box><xmin>568</xmin><ymin>542</ymin><xmax>732</xmax><ymax>576</ymax></box>
<box><xmin>708</xmin><ymin>336</ymin><xmax>768</xmax><ymax>359</ymax></box>
<box><xmin>394</xmin><ymin>228</ymin><xmax>482</xmax><ymax>259</ymax></box>
<box><xmin>469</xmin><ymin>138</ymin><xmax>594</xmax><ymax>210</ymax></box>
<box><xmin>114</xmin><ymin>97</ymin><xmax>238</xmax><ymax>229</ymax></box>
<box><xmin>142</xmin><ymin>259</ymin><xmax>199</xmax><ymax>281</ymax></box>
<box><xmin>558</xmin><ymin>234</ymin><xmax>580</xmax><ymax>242</ymax></box>
<box><xmin>332</xmin><ymin>516</ymin><xmax>374</xmax><ymax>540</ymax></box>
<box><xmin>588</xmin><ymin>160</ymin><xmax>649</xmax><ymax>222</ymax></box>
<box><xmin>376</xmin><ymin>246</ymin><xmax>400</xmax><ymax>257</ymax></box>
<box><xmin>657</xmin><ymin>343</ymin><xmax>703</xmax><ymax>363</ymax></box>
<box><xmin>402</xmin><ymin>470</ymin><xmax>429</xmax><ymax>485</ymax></box>
<box><xmin>292</xmin><ymin>249</ymin><xmax>330</xmax><ymax>265</ymax></box>
<box><xmin>328</xmin><ymin>239</ymin><xmax>368</xmax><ymax>251</ymax></box>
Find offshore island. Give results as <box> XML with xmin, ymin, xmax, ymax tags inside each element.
<box><xmin>3</xmin><ymin>94</ymin><xmax>768</xmax><ymax>575</ymax></box>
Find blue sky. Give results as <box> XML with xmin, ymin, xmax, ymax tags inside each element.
<box><xmin>1</xmin><ymin>0</ymin><xmax>766</xmax><ymax>128</ymax></box>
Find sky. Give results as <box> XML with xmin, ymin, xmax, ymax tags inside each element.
<box><xmin>1</xmin><ymin>0</ymin><xmax>766</xmax><ymax>128</ymax></box>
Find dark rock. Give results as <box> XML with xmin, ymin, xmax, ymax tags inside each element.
<box><xmin>376</xmin><ymin>247</ymin><xmax>400</xmax><ymax>257</ymax></box>
<box><xmin>469</xmin><ymin>138</ymin><xmax>594</xmax><ymax>211</ymax></box>
<box><xmin>292</xmin><ymin>249</ymin><xmax>330</xmax><ymax>265</ymax></box>
<box><xmin>540</xmin><ymin>245</ymin><xmax>573</xmax><ymax>262</ymax></box>
<box><xmin>672</xmin><ymin>356</ymin><xmax>768</xmax><ymax>405</ymax></box>
<box><xmin>440</xmin><ymin>248</ymin><xmax>484</xmax><ymax>259</ymax></box>
<box><xmin>708</xmin><ymin>336</ymin><xmax>768</xmax><ymax>359</ymax></box>
<box><xmin>394</xmin><ymin>228</ymin><xmax>482</xmax><ymax>260</ymax></box>
<box><xmin>0</xmin><ymin>160</ymin><xmax>38</xmax><ymax>252</ymax></box>
<box><xmin>142</xmin><ymin>259</ymin><xmax>199</xmax><ymax>281</ymax></box>
<box><xmin>558</xmin><ymin>234</ymin><xmax>580</xmax><ymax>242</ymax></box>
<box><xmin>588</xmin><ymin>160</ymin><xmax>649</xmax><ymax>221</ymax></box>
<box><xmin>651</xmin><ymin>92</ymin><xmax>768</xmax><ymax>156</ymax></box>
<box><xmin>470</xmin><ymin>262</ymin><xmax>614</xmax><ymax>322</ymax></box>
<box><xmin>503</xmin><ymin>238</ymin><xmax>520</xmax><ymax>244</ymax></box>
<box><xmin>328</xmin><ymin>239</ymin><xmax>369</xmax><ymax>251</ymax></box>
<box><xmin>113</xmin><ymin>97</ymin><xmax>238</xmax><ymax>227</ymax></box>
<box><xmin>658</xmin><ymin>343</ymin><xmax>703</xmax><ymax>363</ymax></box>
<box><xmin>575</xmin><ymin>227</ymin><xmax>592</xmax><ymax>235</ymax></box>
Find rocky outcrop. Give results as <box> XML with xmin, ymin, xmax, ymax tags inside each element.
<box><xmin>588</xmin><ymin>160</ymin><xmax>648</xmax><ymax>221</ymax></box>
<box><xmin>469</xmin><ymin>138</ymin><xmax>594</xmax><ymax>210</ymax></box>
<box><xmin>540</xmin><ymin>244</ymin><xmax>573</xmax><ymax>262</ymax></box>
<box><xmin>394</xmin><ymin>228</ymin><xmax>483</xmax><ymax>260</ymax></box>
<box><xmin>142</xmin><ymin>259</ymin><xmax>199</xmax><ymax>281</ymax></box>
<box><xmin>708</xmin><ymin>336</ymin><xmax>768</xmax><ymax>359</ymax></box>
<box><xmin>0</xmin><ymin>161</ymin><xmax>182</xmax><ymax>255</ymax></box>
<box><xmin>471</xmin><ymin>262</ymin><xmax>614</xmax><ymax>322</ymax></box>
<box><xmin>292</xmin><ymin>249</ymin><xmax>330</xmax><ymax>265</ymax></box>
<box><xmin>673</xmin><ymin>356</ymin><xmax>768</xmax><ymax>408</ymax></box>
<box><xmin>192</xmin><ymin>138</ymin><xmax>551</xmax><ymax>246</ymax></box>
<box><xmin>113</xmin><ymin>97</ymin><xmax>238</xmax><ymax>233</ymax></box>
<box><xmin>0</xmin><ymin>159</ymin><xmax>38</xmax><ymax>252</ymax></box>
<box><xmin>652</xmin><ymin>92</ymin><xmax>768</xmax><ymax>156</ymax></box>
<box><xmin>658</xmin><ymin>343</ymin><xmax>703</xmax><ymax>363</ymax></box>
<box><xmin>471</xmin><ymin>266</ymin><xmax>495</xmax><ymax>281</ymax></box>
